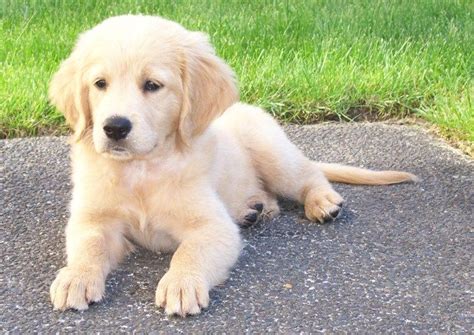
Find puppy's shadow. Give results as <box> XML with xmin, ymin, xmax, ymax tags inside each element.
<box><xmin>100</xmin><ymin>248</ymin><xmax>172</xmax><ymax>309</ymax></box>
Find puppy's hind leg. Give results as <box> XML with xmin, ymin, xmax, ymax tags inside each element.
<box><xmin>223</xmin><ymin>103</ymin><xmax>343</xmax><ymax>223</ymax></box>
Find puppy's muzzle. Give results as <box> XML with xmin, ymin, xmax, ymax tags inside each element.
<box><xmin>103</xmin><ymin>116</ymin><xmax>132</xmax><ymax>141</ymax></box>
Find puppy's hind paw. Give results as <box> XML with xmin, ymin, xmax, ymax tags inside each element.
<box><xmin>304</xmin><ymin>188</ymin><xmax>344</xmax><ymax>223</ymax></box>
<box><xmin>237</xmin><ymin>207</ymin><xmax>262</xmax><ymax>228</ymax></box>
<box><xmin>237</xmin><ymin>196</ymin><xmax>281</xmax><ymax>228</ymax></box>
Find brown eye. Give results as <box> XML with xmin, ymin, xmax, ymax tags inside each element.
<box><xmin>94</xmin><ymin>79</ymin><xmax>107</xmax><ymax>90</ymax></box>
<box><xmin>144</xmin><ymin>80</ymin><xmax>161</xmax><ymax>92</ymax></box>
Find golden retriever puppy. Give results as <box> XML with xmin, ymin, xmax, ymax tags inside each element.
<box><xmin>49</xmin><ymin>15</ymin><xmax>417</xmax><ymax>316</ymax></box>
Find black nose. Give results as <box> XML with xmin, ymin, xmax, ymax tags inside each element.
<box><xmin>103</xmin><ymin>117</ymin><xmax>132</xmax><ymax>140</ymax></box>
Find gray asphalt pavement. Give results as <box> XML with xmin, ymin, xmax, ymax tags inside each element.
<box><xmin>1</xmin><ymin>123</ymin><xmax>473</xmax><ymax>333</ymax></box>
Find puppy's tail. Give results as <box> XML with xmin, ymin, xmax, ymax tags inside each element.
<box><xmin>316</xmin><ymin>163</ymin><xmax>419</xmax><ymax>185</ymax></box>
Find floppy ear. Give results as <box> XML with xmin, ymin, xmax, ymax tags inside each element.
<box><xmin>177</xmin><ymin>32</ymin><xmax>239</xmax><ymax>146</ymax></box>
<box><xmin>49</xmin><ymin>54</ymin><xmax>91</xmax><ymax>141</ymax></box>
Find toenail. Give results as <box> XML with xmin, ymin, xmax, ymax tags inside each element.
<box><xmin>251</xmin><ymin>203</ymin><xmax>264</xmax><ymax>212</ymax></box>
<box><xmin>330</xmin><ymin>208</ymin><xmax>341</xmax><ymax>218</ymax></box>
<box><xmin>244</xmin><ymin>212</ymin><xmax>258</xmax><ymax>223</ymax></box>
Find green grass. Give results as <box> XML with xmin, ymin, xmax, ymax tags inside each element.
<box><xmin>1</xmin><ymin>0</ymin><xmax>473</xmax><ymax>144</ymax></box>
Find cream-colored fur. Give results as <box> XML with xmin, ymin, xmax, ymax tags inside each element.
<box><xmin>49</xmin><ymin>15</ymin><xmax>417</xmax><ymax>316</ymax></box>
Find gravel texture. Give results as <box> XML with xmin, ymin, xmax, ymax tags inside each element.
<box><xmin>1</xmin><ymin>123</ymin><xmax>472</xmax><ymax>333</ymax></box>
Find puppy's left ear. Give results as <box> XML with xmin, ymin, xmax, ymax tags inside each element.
<box><xmin>178</xmin><ymin>32</ymin><xmax>239</xmax><ymax>146</ymax></box>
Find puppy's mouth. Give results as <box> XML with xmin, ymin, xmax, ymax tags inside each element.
<box><xmin>103</xmin><ymin>145</ymin><xmax>133</xmax><ymax>160</ymax></box>
<box><xmin>102</xmin><ymin>143</ymin><xmax>160</xmax><ymax>161</ymax></box>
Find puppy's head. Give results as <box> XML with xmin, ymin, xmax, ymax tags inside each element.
<box><xmin>49</xmin><ymin>15</ymin><xmax>238</xmax><ymax>160</ymax></box>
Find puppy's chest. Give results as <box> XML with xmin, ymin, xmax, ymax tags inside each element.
<box><xmin>121</xmin><ymin>161</ymin><xmax>162</xmax><ymax>195</ymax></box>
<box><xmin>119</xmin><ymin>161</ymin><xmax>177</xmax><ymax>247</ymax></box>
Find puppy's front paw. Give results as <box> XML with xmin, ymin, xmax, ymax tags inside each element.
<box><xmin>155</xmin><ymin>270</ymin><xmax>209</xmax><ymax>317</ymax></box>
<box><xmin>304</xmin><ymin>188</ymin><xmax>344</xmax><ymax>223</ymax></box>
<box><xmin>50</xmin><ymin>266</ymin><xmax>105</xmax><ymax>311</ymax></box>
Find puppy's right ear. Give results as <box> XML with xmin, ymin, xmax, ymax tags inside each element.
<box><xmin>49</xmin><ymin>54</ymin><xmax>91</xmax><ymax>141</ymax></box>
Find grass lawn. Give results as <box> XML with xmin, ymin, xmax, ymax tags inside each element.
<box><xmin>1</xmin><ymin>0</ymin><xmax>473</xmax><ymax>146</ymax></box>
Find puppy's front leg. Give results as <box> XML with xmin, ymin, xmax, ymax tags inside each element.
<box><xmin>155</xmin><ymin>197</ymin><xmax>241</xmax><ymax>316</ymax></box>
<box><xmin>50</xmin><ymin>213</ymin><xmax>129</xmax><ymax>311</ymax></box>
